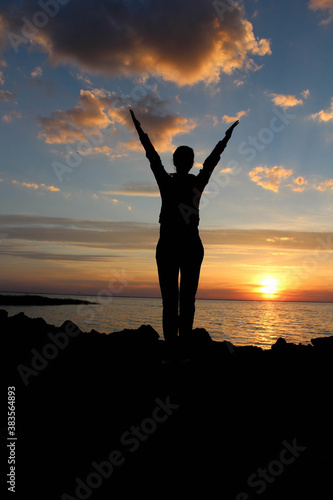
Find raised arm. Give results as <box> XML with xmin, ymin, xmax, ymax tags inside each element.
<box><xmin>200</xmin><ymin>120</ymin><xmax>239</xmax><ymax>182</ymax></box>
<box><xmin>129</xmin><ymin>109</ymin><xmax>162</xmax><ymax>166</ymax></box>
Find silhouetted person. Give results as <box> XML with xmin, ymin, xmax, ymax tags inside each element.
<box><xmin>130</xmin><ymin>109</ymin><xmax>238</xmax><ymax>355</ymax></box>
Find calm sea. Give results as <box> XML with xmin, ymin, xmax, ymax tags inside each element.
<box><xmin>2</xmin><ymin>293</ymin><xmax>333</xmax><ymax>349</ymax></box>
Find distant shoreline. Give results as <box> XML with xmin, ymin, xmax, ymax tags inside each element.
<box><xmin>0</xmin><ymin>294</ymin><xmax>97</xmax><ymax>306</ymax></box>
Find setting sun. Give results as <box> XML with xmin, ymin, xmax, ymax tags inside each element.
<box><xmin>260</xmin><ymin>277</ymin><xmax>280</xmax><ymax>299</ymax></box>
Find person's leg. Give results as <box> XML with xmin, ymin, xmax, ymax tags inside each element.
<box><xmin>179</xmin><ymin>235</ymin><xmax>204</xmax><ymax>341</ymax></box>
<box><xmin>156</xmin><ymin>237</ymin><xmax>179</xmax><ymax>344</ymax></box>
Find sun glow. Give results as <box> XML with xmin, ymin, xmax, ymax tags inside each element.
<box><xmin>260</xmin><ymin>277</ymin><xmax>280</xmax><ymax>299</ymax></box>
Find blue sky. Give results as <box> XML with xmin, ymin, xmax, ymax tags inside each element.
<box><xmin>0</xmin><ymin>0</ymin><xmax>332</xmax><ymax>300</ymax></box>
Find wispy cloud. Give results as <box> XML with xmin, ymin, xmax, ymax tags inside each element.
<box><xmin>310</xmin><ymin>97</ymin><xmax>333</xmax><ymax>122</ymax></box>
<box><xmin>268</xmin><ymin>90</ymin><xmax>309</xmax><ymax>108</ymax></box>
<box><xmin>30</xmin><ymin>66</ymin><xmax>43</xmax><ymax>78</ymax></box>
<box><xmin>101</xmin><ymin>182</ymin><xmax>159</xmax><ymax>198</ymax></box>
<box><xmin>11</xmin><ymin>180</ymin><xmax>60</xmax><ymax>192</ymax></box>
<box><xmin>249</xmin><ymin>168</ymin><xmax>333</xmax><ymax>194</ymax></box>
<box><xmin>0</xmin><ymin>215</ymin><xmax>331</xmax><ymax>253</ymax></box>
<box><xmin>313</xmin><ymin>179</ymin><xmax>333</xmax><ymax>191</ymax></box>
<box><xmin>301</xmin><ymin>89</ymin><xmax>311</xmax><ymax>99</ymax></box>
<box><xmin>266</xmin><ymin>236</ymin><xmax>295</xmax><ymax>243</ymax></box>
<box><xmin>0</xmin><ymin>89</ymin><xmax>16</xmax><ymax>102</ymax></box>
<box><xmin>71</xmin><ymin>72</ymin><xmax>93</xmax><ymax>87</ymax></box>
<box><xmin>249</xmin><ymin>166</ymin><xmax>293</xmax><ymax>192</ymax></box>
<box><xmin>309</xmin><ymin>0</ymin><xmax>333</xmax><ymax>25</ymax></box>
<box><xmin>2</xmin><ymin>110</ymin><xmax>22</xmax><ymax>123</ymax></box>
<box><xmin>233</xmin><ymin>77</ymin><xmax>246</xmax><ymax>87</ymax></box>
<box><xmin>222</xmin><ymin>109</ymin><xmax>250</xmax><ymax>123</ymax></box>
<box><xmin>288</xmin><ymin>176</ymin><xmax>309</xmax><ymax>192</ymax></box>
<box><xmin>0</xmin><ymin>215</ymin><xmax>158</xmax><ymax>251</ymax></box>
<box><xmin>0</xmin><ymin>249</ymin><xmax>117</xmax><ymax>263</ymax></box>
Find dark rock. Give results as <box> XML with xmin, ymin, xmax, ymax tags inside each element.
<box><xmin>191</xmin><ymin>327</ymin><xmax>213</xmax><ymax>344</ymax></box>
<box><xmin>271</xmin><ymin>336</ymin><xmax>290</xmax><ymax>351</ymax></box>
<box><xmin>3</xmin><ymin>311</ymin><xmax>333</xmax><ymax>499</ymax></box>
<box><xmin>0</xmin><ymin>308</ymin><xmax>8</xmax><ymax>321</ymax></box>
<box><xmin>108</xmin><ymin>324</ymin><xmax>159</xmax><ymax>344</ymax></box>
<box><xmin>59</xmin><ymin>319</ymin><xmax>82</xmax><ymax>335</ymax></box>
<box><xmin>311</xmin><ymin>335</ymin><xmax>333</xmax><ymax>349</ymax></box>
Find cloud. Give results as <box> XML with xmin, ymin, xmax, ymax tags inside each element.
<box><xmin>249</xmin><ymin>166</ymin><xmax>293</xmax><ymax>192</ymax></box>
<box><xmin>78</xmin><ymin>145</ymin><xmax>114</xmax><ymax>157</ymax></box>
<box><xmin>0</xmin><ymin>11</ymin><xmax>9</xmax><ymax>52</ymax></box>
<box><xmin>76</xmin><ymin>144</ymin><xmax>128</xmax><ymax>162</ymax></box>
<box><xmin>0</xmin><ymin>215</ymin><xmax>331</xmax><ymax>253</ymax></box>
<box><xmin>222</xmin><ymin>108</ymin><xmax>250</xmax><ymax>123</ymax></box>
<box><xmin>11</xmin><ymin>180</ymin><xmax>60</xmax><ymax>192</ymax></box>
<box><xmin>301</xmin><ymin>89</ymin><xmax>311</xmax><ymax>99</ymax></box>
<box><xmin>313</xmin><ymin>179</ymin><xmax>333</xmax><ymax>191</ymax></box>
<box><xmin>310</xmin><ymin>97</ymin><xmax>333</xmax><ymax>122</ymax></box>
<box><xmin>30</xmin><ymin>66</ymin><xmax>43</xmax><ymax>78</ymax></box>
<box><xmin>1</xmin><ymin>0</ymin><xmax>271</xmax><ymax>86</ymax></box>
<box><xmin>269</xmin><ymin>92</ymin><xmax>305</xmax><ymax>108</ymax></box>
<box><xmin>101</xmin><ymin>182</ymin><xmax>160</xmax><ymax>198</ymax></box>
<box><xmin>120</xmin><ymin>98</ymin><xmax>197</xmax><ymax>152</ymax></box>
<box><xmin>0</xmin><ymin>89</ymin><xmax>16</xmax><ymax>102</ymax></box>
<box><xmin>2</xmin><ymin>110</ymin><xmax>22</xmax><ymax>122</ymax></box>
<box><xmin>25</xmin><ymin>73</ymin><xmax>59</xmax><ymax>96</ymax></box>
<box><xmin>0</xmin><ymin>249</ymin><xmax>116</xmax><ymax>262</ymax></box>
<box><xmin>286</xmin><ymin>175</ymin><xmax>333</xmax><ymax>193</ymax></box>
<box><xmin>37</xmin><ymin>89</ymin><xmax>112</xmax><ymax>144</ymax></box>
<box><xmin>250</xmin><ymin>169</ymin><xmax>333</xmax><ymax>194</ymax></box>
<box><xmin>71</xmin><ymin>72</ymin><xmax>93</xmax><ymax>87</ymax></box>
<box><xmin>294</xmin><ymin>177</ymin><xmax>308</xmax><ymax>186</ymax></box>
<box><xmin>287</xmin><ymin>176</ymin><xmax>309</xmax><ymax>192</ymax></box>
<box><xmin>38</xmin><ymin>89</ymin><xmax>196</xmax><ymax>152</ymax></box>
<box><xmin>233</xmin><ymin>77</ymin><xmax>246</xmax><ymax>87</ymax></box>
<box><xmin>266</xmin><ymin>236</ymin><xmax>295</xmax><ymax>243</ymax></box>
<box><xmin>0</xmin><ymin>215</ymin><xmax>159</xmax><ymax>251</ymax></box>
<box><xmin>309</xmin><ymin>0</ymin><xmax>333</xmax><ymax>24</ymax></box>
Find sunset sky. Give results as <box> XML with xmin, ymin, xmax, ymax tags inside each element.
<box><xmin>0</xmin><ymin>0</ymin><xmax>332</xmax><ymax>302</ymax></box>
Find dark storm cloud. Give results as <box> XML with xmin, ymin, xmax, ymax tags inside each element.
<box><xmin>1</xmin><ymin>0</ymin><xmax>271</xmax><ymax>85</ymax></box>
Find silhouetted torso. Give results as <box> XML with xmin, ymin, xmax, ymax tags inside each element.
<box><xmin>158</xmin><ymin>172</ymin><xmax>204</xmax><ymax>232</ymax></box>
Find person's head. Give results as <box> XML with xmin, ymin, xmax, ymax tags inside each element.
<box><xmin>173</xmin><ymin>146</ymin><xmax>194</xmax><ymax>174</ymax></box>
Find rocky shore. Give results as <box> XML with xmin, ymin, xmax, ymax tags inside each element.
<box><xmin>3</xmin><ymin>309</ymin><xmax>333</xmax><ymax>499</ymax></box>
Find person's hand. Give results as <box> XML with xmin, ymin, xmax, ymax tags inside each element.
<box><xmin>225</xmin><ymin>120</ymin><xmax>239</xmax><ymax>140</ymax></box>
<box><xmin>130</xmin><ymin>109</ymin><xmax>141</xmax><ymax>128</ymax></box>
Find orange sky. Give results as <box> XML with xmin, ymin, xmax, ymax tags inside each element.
<box><xmin>0</xmin><ymin>217</ymin><xmax>332</xmax><ymax>302</ymax></box>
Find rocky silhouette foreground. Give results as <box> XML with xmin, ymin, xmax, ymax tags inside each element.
<box><xmin>3</xmin><ymin>309</ymin><xmax>333</xmax><ymax>499</ymax></box>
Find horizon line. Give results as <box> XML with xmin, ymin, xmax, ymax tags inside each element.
<box><xmin>1</xmin><ymin>290</ymin><xmax>332</xmax><ymax>305</ymax></box>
